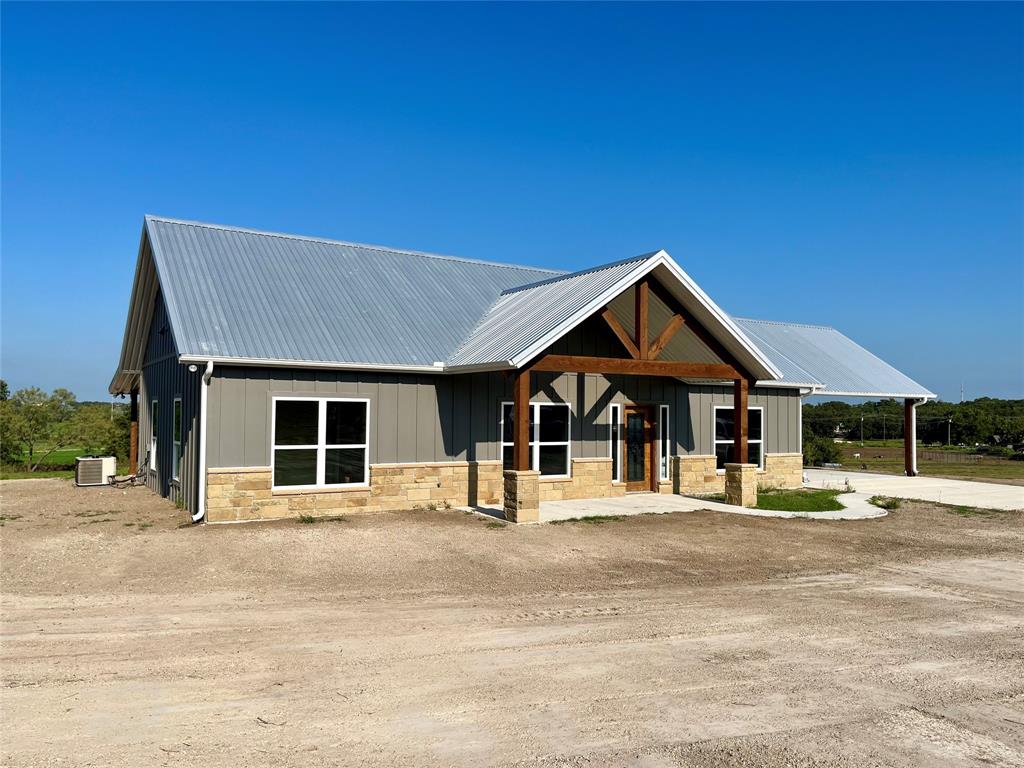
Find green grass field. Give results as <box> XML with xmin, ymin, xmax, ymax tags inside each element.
<box><xmin>835</xmin><ymin>441</ymin><xmax>1024</xmax><ymax>484</ymax></box>
<box><xmin>1</xmin><ymin>446</ymin><xmax>124</xmax><ymax>481</ymax></box>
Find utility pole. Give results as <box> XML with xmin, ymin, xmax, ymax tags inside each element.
<box><xmin>883</xmin><ymin>414</ymin><xmax>886</xmax><ymax>444</ymax></box>
<box><xmin>960</xmin><ymin>382</ymin><xmax>964</xmax><ymax>403</ymax></box>
<box><xmin>948</xmin><ymin>417</ymin><xmax>952</xmax><ymax>446</ymax></box>
<box><xmin>860</xmin><ymin>416</ymin><xmax>864</xmax><ymax>446</ymax></box>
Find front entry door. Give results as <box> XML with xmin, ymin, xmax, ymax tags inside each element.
<box><xmin>624</xmin><ymin>405</ymin><xmax>654</xmax><ymax>492</ymax></box>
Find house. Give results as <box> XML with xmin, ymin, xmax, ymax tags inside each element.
<box><xmin>110</xmin><ymin>216</ymin><xmax>934</xmax><ymax>523</ymax></box>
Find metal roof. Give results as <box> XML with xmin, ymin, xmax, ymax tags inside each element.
<box><xmin>110</xmin><ymin>217</ymin><xmax>933</xmax><ymax>401</ymax></box>
<box><xmin>446</xmin><ymin>251</ymin><xmax>784</xmax><ymax>381</ymax></box>
<box><xmin>735</xmin><ymin>318</ymin><xmax>935</xmax><ymax>398</ymax></box>
<box><xmin>145</xmin><ymin>216</ymin><xmax>557</xmax><ymax>367</ymax></box>
<box><xmin>447</xmin><ymin>256</ymin><xmax>654</xmax><ymax>368</ymax></box>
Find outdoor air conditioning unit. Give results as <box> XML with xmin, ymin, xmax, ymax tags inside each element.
<box><xmin>75</xmin><ymin>456</ymin><xmax>117</xmax><ymax>487</ymax></box>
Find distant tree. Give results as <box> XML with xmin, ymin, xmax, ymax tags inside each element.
<box><xmin>0</xmin><ymin>379</ymin><xmax>9</xmax><ymax>400</ymax></box>
<box><xmin>0</xmin><ymin>400</ymin><xmax>23</xmax><ymax>463</ymax></box>
<box><xmin>64</xmin><ymin>403</ymin><xmax>130</xmax><ymax>460</ymax></box>
<box><xmin>8</xmin><ymin>387</ymin><xmax>78</xmax><ymax>469</ymax></box>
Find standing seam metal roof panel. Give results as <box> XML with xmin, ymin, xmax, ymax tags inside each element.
<box><xmin>446</xmin><ymin>256</ymin><xmax>653</xmax><ymax>367</ymax></box>
<box><xmin>122</xmin><ymin>217</ymin><xmax>933</xmax><ymax>401</ymax></box>
<box><xmin>735</xmin><ymin>318</ymin><xmax>935</xmax><ymax>397</ymax></box>
<box><xmin>146</xmin><ymin>217</ymin><xmax>559</xmax><ymax>366</ymax></box>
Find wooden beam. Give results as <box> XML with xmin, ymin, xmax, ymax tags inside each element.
<box><xmin>600</xmin><ymin>308</ymin><xmax>640</xmax><ymax>359</ymax></box>
<box><xmin>513</xmin><ymin>368</ymin><xmax>531</xmax><ymax>471</ymax></box>
<box><xmin>649</xmin><ymin>314</ymin><xmax>685</xmax><ymax>359</ymax></box>
<box><xmin>129</xmin><ymin>388</ymin><xmax>139</xmax><ymax>475</ymax></box>
<box><xmin>532</xmin><ymin>354</ymin><xmax>737</xmax><ymax>379</ymax></box>
<box><xmin>734</xmin><ymin>378</ymin><xmax>749</xmax><ymax>464</ymax></box>
<box><xmin>636</xmin><ymin>278</ymin><xmax>650</xmax><ymax>359</ymax></box>
<box><xmin>904</xmin><ymin>398</ymin><xmax>917</xmax><ymax>477</ymax></box>
<box><xmin>647</xmin><ymin>279</ymin><xmax>754</xmax><ymax>381</ymax></box>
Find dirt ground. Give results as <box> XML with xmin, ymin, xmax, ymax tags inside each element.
<box><xmin>2</xmin><ymin>479</ymin><xmax>1023</xmax><ymax>767</ymax></box>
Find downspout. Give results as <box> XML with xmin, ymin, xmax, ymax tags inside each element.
<box><xmin>906</xmin><ymin>397</ymin><xmax>929</xmax><ymax>477</ymax></box>
<box><xmin>797</xmin><ymin>386</ymin><xmax>818</xmax><ymax>485</ymax></box>
<box><xmin>193</xmin><ymin>361</ymin><xmax>214</xmax><ymax>522</ymax></box>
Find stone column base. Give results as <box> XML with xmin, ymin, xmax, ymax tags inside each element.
<box><xmin>725</xmin><ymin>463</ymin><xmax>758</xmax><ymax>507</ymax></box>
<box><xmin>504</xmin><ymin>469</ymin><xmax>540</xmax><ymax>523</ymax></box>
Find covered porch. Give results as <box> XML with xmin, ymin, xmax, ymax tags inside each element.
<box><xmin>500</xmin><ymin>271</ymin><xmax>771</xmax><ymax>522</ymax></box>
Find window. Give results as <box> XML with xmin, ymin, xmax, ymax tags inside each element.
<box><xmin>713</xmin><ymin>406</ymin><xmax>764</xmax><ymax>470</ymax></box>
<box><xmin>609</xmin><ymin>403</ymin><xmax>621</xmax><ymax>483</ymax></box>
<box><xmin>659</xmin><ymin>404</ymin><xmax>670</xmax><ymax>481</ymax></box>
<box><xmin>149</xmin><ymin>399</ymin><xmax>158</xmax><ymax>471</ymax></box>
<box><xmin>500</xmin><ymin>401</ymin><xmax>571</xmax><ymax>477</ymax></box>
<box><xmin>272</xmin><ymin>397</ymin><xmax>369</xmax><ymax>489</ymax></box>
<box><xmin>172</xmin><ymin>398</ymin><xmax>182</xmax><ymax>481</ymax></box>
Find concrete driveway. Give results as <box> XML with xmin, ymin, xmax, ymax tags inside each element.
<box><xmin>805</xmin><ymin>468</ymin><xmax>1024</xmax><ymax>511</ymax></box>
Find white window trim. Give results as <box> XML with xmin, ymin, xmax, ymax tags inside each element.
<box><xmin>271</xmin><ymin>396</ymin><xmax>371</xmax><ymax>491</ymax></box>
<box><xmin>609</xmin><ymin>403</ymin><xmax>622</xmax><ymax>483</ymax></box>
<box><xmin>659</xmin><ymin>404</ymin><xmax>671</xmax><ymax>481</ymax></box>
<box><xmin>713</xmin><ymin>404</ymin><xmax>765</xmax><ymax>472</ymax></box>
<box><xmin>500</xmin><ymin>401</ymin><xmax>572</xmax><ymax>479</ymax></box>
<box><xmin>150</xmin><ymin>399</ymin><xmax>158</xmax><ymax>473</ymax></box>
<box><xmin>172</xmin><ymin>397</ymin><xmax>182</xmax><ymax>482</ymax></box>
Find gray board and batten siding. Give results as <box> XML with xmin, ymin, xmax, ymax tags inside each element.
<box><xmin>205</xmin><ymin>367</ymin><xmax>801</xmax><ymax>470</ymax></box>
<box><xmin>138</xmin><ymin>292</ymin><xmax>202</xmax><ymax>513</ymax></box>
<box><xmin>204</xmin><ymin>306</ymin><xmax>802</xmax><ymax>470</ymax></box>
<box><xmin>205</xmin><ymin>366</ymin><xmax>798</xmax><ymax>468</ymax></box>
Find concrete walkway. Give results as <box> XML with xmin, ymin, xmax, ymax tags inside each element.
<box><xmin>804</xmin><ymin>469</ymin><xmax>1024</xmax><ymax>512</ymax></box>
<box><xmin>471</xmin><ymin>489</ymin><xmax>887</xmax><ymax>523</ymax></box>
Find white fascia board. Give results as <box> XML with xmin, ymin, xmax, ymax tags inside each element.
<box><xmin>654</xmin><ymin>255</ymin><xmax>783</xmax><ymax>381</ymax></box>
<box><xmin>811</xmin><ymin>390</ymin><xmax>937</xmax><ymax>401</ymax></box>
<box><xmin>506</xmin><ymin>256</ymin><xmax>660</xmax><ymax>369</ymax></box>
<box><xmin>503</xmin><ymin>250</ymin><xmax>783</xmax><ymax>380</ymax></box>
<box><xmin>177</xmin><ymin>355</ymin><xmax>447</xmax><ymax>374</ymax></box>
<box><xmin>754</xmin><ymin>379</ymin><xmax>824</xmax><ymax>390</ymax></box>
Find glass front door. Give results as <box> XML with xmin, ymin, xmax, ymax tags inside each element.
<box><xmin>624</xmin><ymin>406</ymin><xmax>652</xmax><ymax>491</ymax></box>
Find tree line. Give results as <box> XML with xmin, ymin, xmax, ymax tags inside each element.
<box><xmin>0</xmin><ymin>380</ymin><xmax>130</xmax><ymax>470</ymax></box>
<box><xmin>803</xmin><ymin>398</ymin><xmax>1024</xmax><ymax>450</ymax></box>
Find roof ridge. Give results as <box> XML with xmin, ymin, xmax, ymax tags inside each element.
<box><xmin>735</xmin><ymin>316</ymin><xmax>837</xmax><ymax>332</ymax></box>
<box><xmin>500</xmin><ymin>251</ymin><xmax>662</xmax><ymax>295</ymax></box>
<box><xmin>144</xmin><ymin>214</ymin><xmax>564</xmax><ymax>275</ymax></box>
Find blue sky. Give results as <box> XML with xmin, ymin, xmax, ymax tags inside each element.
<box><xmin>2</xmin><ymin>2</ymin><xmax>1021</xmax><ymax>402</ymax></box>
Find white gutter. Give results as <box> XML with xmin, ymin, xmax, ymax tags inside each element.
<box><xmin>178</xmin><ymin>354</ymin><xmax>445</xmax><ymax>374</ymax></box>
<box><xmin>193</xmin><ymin>360</ymin><xmax>214</xmax><ymax>523</ymax></box>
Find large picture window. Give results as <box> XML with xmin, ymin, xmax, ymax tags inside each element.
<box><xmin>272</xmin><ymin>397</ymin><xmax>369</xmax><ymax>489</ymax></box>
<box><xmin>713</xmin><ymin>405</ymin><xmax>764</xmax><ymax>470</ymax></box>
<box><xmin>172</xmin><ymin>398</ymin><xmax>182</xmax><ymax>481</ymax></box>
<box><xmin>500</xmin><ymin>401</ymin><xmax>571</xmax><ymax>477</ymax></box>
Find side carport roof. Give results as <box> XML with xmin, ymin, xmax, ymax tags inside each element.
<box><xmin>735</xmin><ymin>318</ymin><xmax>935</xmax><ymax>399</ymax></box>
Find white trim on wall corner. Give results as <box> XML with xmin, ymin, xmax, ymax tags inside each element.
<box><xmin>609</xmin><ymin>403</ymin><xmax>622</xmax><ymax>483</ymax></box>
<box><xmin>659</xmin><ymin>404</ymin><xmax>671</xmax><ymax>481</ymax></box>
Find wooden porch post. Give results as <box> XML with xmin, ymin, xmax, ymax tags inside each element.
<box><xmin>129</xmin><ymin>388</ymin><xmax>139</xmax><ymax>475</ymax></box>
<box><xmin>636</xmin><ymin>278</ymin><xmax>650</xmax><ymax>359</ymax></box>
<box><xmin>513</xmin><ymin>367</ymin><xmax>531</xmax><ymax>471</ymax></box>
<box><xmin>733</xmin><ymin>378</ymin><xmax>748</xmax><ymax>464</ymax></box>
<box><xmin>904</xmin><ymin>398</ymin><xmax>917</xmax><ymax>476</ymax></box>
